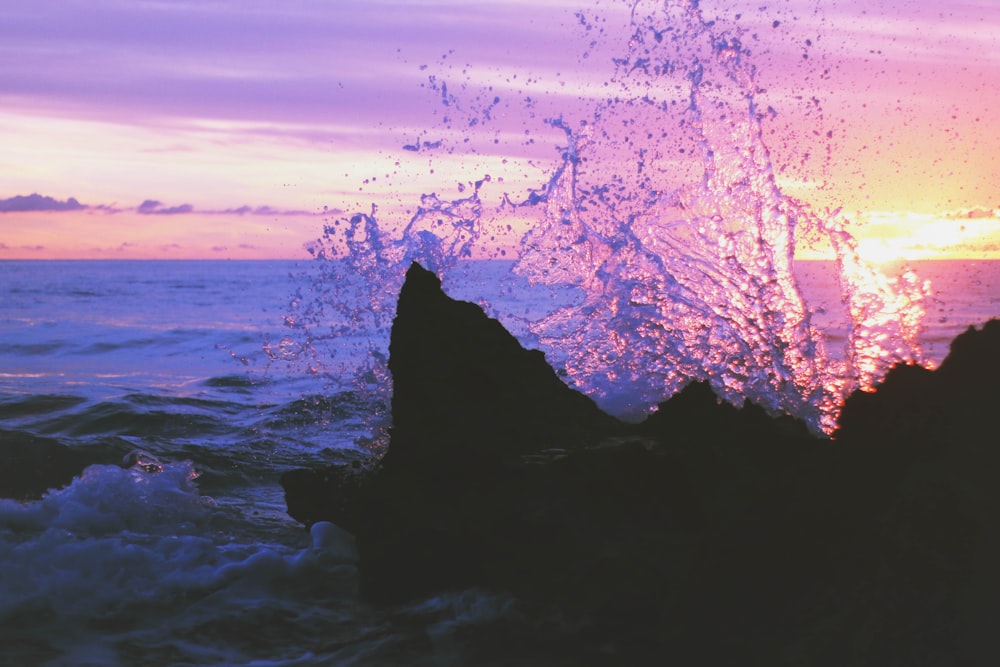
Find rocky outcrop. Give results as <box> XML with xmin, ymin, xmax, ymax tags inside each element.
<box><xmin>282</xmin><ymin>262</ymin><xmax>687</xmax><ymax>606</ymax></box>
<box><xmin>386</xmin><ymin>261</ymin><xmax>622</xmax><ymax>466</ymax></box>
<box><xmin>282</xmin><ymin>262</ymin><xmax>1000</xmax><ymax>665</ymax></box>
<box><xmin>0</xmin><ymin>430</ymin><xmax>105</xmax><ymax>500</ymax></box>
<box><xmin>810</xmin><ymin>320</ymin><xmax>1000</xmax><ymax>665</ymax></box>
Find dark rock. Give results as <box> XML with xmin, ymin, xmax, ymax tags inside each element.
<box><xmin>385</xmin><ymin>261</ymin><xmax>622</xmax><ymax>467</ymax></box>
<box><xmin>282</xmin><ymin>460</ymin><xmax>370</xmax><ymax>535</ymax></box>
<box><xmin>813</xmin><ymin>319</ymin><xmax>1000</xmax><ymax>665</ymax></box>
<box><xmin>0</xmin><ymin>430</ymin><xmax>104</xmax><ymax>500</ymax></box>
<box><xmin>836</xmin><ymin>318</ymin><xmax>1000</xmax><ymax>448</ymax></box>
<box><xmin>283</xmin><ymin>262</ymin><xmax>695</xmax><ymax>607</ymax></box>
<box><xmin>655</xmin><ymin>320</ymin><xmax>1000</xmax><ymax>664</ymax></box>
<box><xmin>282</xmin><ymin>264</ymin><xmax>1000</xmax><ymax>665</ymax></box>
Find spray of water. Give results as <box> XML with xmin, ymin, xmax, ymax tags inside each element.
<box><xmin>279</xmin><ymin>0</ymin><xmax>927</xmax><ymax>435</ymax></box>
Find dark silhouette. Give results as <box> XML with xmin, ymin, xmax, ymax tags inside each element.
<box><xmin>283</xmin><ymin>262</ymin><xmax>999</xmax><ymax>664</ymax></box>
<box><xmin>0</xmin><ymin>431</ymin><xmax>108</xmax><ymax>500</ymax></box>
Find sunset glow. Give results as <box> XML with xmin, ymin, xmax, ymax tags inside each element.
<box><xmin>851</xmin><ymin>211</ymin><xmax>1000</xmax><ymax>264</ymax></box>
<box><xmin>1</xmin><ymin>0</ymin><xmax>997</xmax><ymax>260</ymax></box>
<box><xmin>794</xmin><ymin>209</ymin><xmax>1000</xmax><ymax>264</ymax></box>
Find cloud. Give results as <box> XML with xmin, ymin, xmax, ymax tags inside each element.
<box><xmin>0</xmin><ymin>1</ymin><xmax>589</xmax><ymax>134</ymax></box>
<box><xmin>0</xmin><ymin>243</ymin><xmax>47</xmax><ymax>252</ymax></box>
<box><xmin>946</xmin><ymin>207</ymin><xmax>998</xmax><ymax>220</ymax></box>
<box><xmin>134</xmin><ymin>200</ymin><xmax>324</xmax><ymax>216</ymax></box>
<box><xmin>137</xmin><ymin>199</ymin><xmax>195</xmax><ymax>215</ymax></box>
<box><xmin>0</xmin><ymin>193</ymin><xmax>322</xmax><ymax>218</ymax></box>
<box><xmin>221</xmin><ymin>204</ymin><xmax>318</xmax><ymax>216</ymax></box>
<box><xmin>0</xmin><ymin>193</ymin><xmax>86</xmax><ymax>212</ymax></box>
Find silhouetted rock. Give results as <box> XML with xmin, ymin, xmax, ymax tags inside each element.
<box><xmin>283</xmin><ymin>262</ymin><xmax>698</xmax><ymax>608</ymax></box>
<box><xmin>386</xmin><ymin>261</ymin><xmax>622</xmax><ymax>467</ymax></box>
<box><xmin>0</xmin><ymin>430</ymin><xmax>103</xmax><ymax>500</ymax></box>
<box><xmin>816</xmin><ymin>319</ymin><xmax>1000</xmax><ymax>665</ymax></box>
<box><xmin>837</xmin><ymin>319</ymin><xmax>1000</xmax><ymax>448</ymax></box>
<box><xmin>282</xmin><ymin>264</ymin><xmax>1000</xmax><ymax>665</ymax></box>
<box><xmin>280</xmin><ymin>460</ymin><xmax>370</xmax><ymax>534</ymax></box>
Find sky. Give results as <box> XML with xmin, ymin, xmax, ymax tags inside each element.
<box><xmin>1</xmin><ymin>0</ymin><xmax>998</xmax><ymax>260</ymax></box>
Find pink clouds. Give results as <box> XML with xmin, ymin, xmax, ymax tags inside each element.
<box><xmin>0</xmin><ymin>1</ymin><xmax>586</xmax><ymax>133</ymax></box>
<box><xmin>138</xmin><ymin>200</ymin><xmax>195</xmax><ymax>216</ymax></box>
<box><xmin>0</xmin><ymin>193</ymin><xmax>327</xmax><ymax>259</ymax></box>
<box><xmin>0</xmin><ymin>207</ymin><xmax>319</xmax><ymax>259</ymax></box>
<box><xmin>0</xmin><ymin>0</ymin><xmax>997</xmax><ymax>258</ymax></box>
<box><xmin>0</xmin><ymin>193</ymin><xmax>322</xmax><ymax>218</ymax></box>
<box><xmin>0</xmin><ymin>194</ymin><xmax>86</xmax><ymax>212</ymax></box>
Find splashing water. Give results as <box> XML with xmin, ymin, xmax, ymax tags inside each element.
<box><xmin>274</xmin><ymin>186</ymin><xmax>488</xmax><ymax>451</ymax></box>
<box><xmin>283</xmin><ymin>0</ymin><xmax>927</xmax><ymax>435</ymax></box>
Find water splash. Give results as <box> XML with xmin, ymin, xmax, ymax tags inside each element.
<box><xmin>273</xmin><ymin>185</ymin><xmax>488</xmax><ymax>452</ymax></box>
<box><xmin>499</xmin><ymin>0</ymin><xmax>928</xmax><ymax>431</ymax></box>
<box><xmin>285</xmin><ymin>0</ymin><xmax>927</xmax><ymax>435</ymax></box>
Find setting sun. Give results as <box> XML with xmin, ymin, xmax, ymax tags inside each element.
<box><xmin>852</xmin><ymin>210</ymin><xmax>1000</xmax><ymax>263</ymax></box>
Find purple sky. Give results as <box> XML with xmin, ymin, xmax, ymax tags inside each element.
<box><xmin>1</xmin><ymin>0</ymin><xmax>997</xmax><ymax>258</ymax></box>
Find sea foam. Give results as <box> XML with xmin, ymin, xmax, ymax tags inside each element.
<box><xmin>0</xmin><ymin>462</ymin><xmax>359</xmax><ymax>666</ymax></box>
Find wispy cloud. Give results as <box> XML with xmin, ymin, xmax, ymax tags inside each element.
<box><xmin>221</xmin><ymin>204</ymin><xmax>320</xmax><ymax>217</ymax></box>
<box><xmin>2</xmin><ymin>0</ymin><xmax>997</xmax><ymax>255</ymax></box>
<box><xmin>0</xmin><ymin>193</ymin><xmax>86</xmax><ymax>212</ymax></box>
<box><xmin>0</xmin><ymin>0</ymin><xmax>585</xmax><ymax>134</ymax></box>
<box><xmin>946</xmin><ymin>207</ymin><xmax>998</xmax><ymax>220</ymax></box>
<box><xmin>137</xmin><ymin>200</ymin><xmax>194</xmax><ymax>215</ymax></box>
<box><xmin>0</xmin><ymin>242</ymin><xmax>46</xmax><ymax>252</ymax></box>
<box><xmin>133</xmin><ymin>200</ymin><xmax>326</xmax><ymax>216</ymax></box>
<box><xmin>0</xmin><ymin>192</ymin><xmax>328</xmax><ymax>219</ymax></box>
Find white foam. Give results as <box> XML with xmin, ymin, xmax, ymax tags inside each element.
<box><xmin>0</xmin><ymin>462</ymin><xmax>360</xmax><ymax>666</ymax></box>
<box><xmin>309</xmin><ymin>520</ymin><xmax>358</xmax><ymax>560</ymax></box>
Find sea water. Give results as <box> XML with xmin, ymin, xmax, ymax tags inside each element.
<box><xmin>0</xmin><ymin>258</ymin><xmax>996</xmax><ymax>665</ymax></box>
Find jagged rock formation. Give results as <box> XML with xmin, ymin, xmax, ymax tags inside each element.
<box><xmin>386</xmin><ymin>261</ymin><xmax>623</xmax><ymax>465</ymax></box>
<box><xmin>284</xmin><ymin>263</ymin><xmax>694</xmax><ymax>607</ymax></box>
<box><xmin>282</xmin><ymin>262</ymin><xmax>1000</xmax><ymax>665</ymax></box>
<box><xmin>0</xmin><ymin>431</ymin><xmax>106</xmax><ymax>500</ymax></box>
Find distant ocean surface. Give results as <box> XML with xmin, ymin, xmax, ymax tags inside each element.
<box><xmin>0</xmin><ymin>258</ymin><xmax>997</xmax><ymax>665</ymax></box>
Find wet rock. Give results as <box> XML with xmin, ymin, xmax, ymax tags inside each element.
<box><xmin>814</xmin><ymin>319</ymin><xmax>1000</xmax><ymax>665</ymax></box>
<box><xmin>282</xmin><ymin>262</ymin><xmax>700</xmax><ymax>607</ymax></box>
<box><xmin>0</xmin><ymin>430</ymin><xmax>103</xmax><ymax>500</ymax></box>
<box><xmin>836</xmin><ymin>318</ymin><xmax>1000</xmax><ymax>448</ymax></box>
<box><xmin>282</xmin><ymin>264</ymin><xmax>1000</xmax><ymax>665</ymax></box>
<box><xmin>651</xmin><ymin>320</ymin><xmax>1000</xmax><ymax>665</ymax></box>
<box><xmin>386</xmin><ymin>261</ymin><xmax>622</xmax><ymax>467</ymax></box>
<box><xmin>281</xmin><ymin>460</ymin><xmax>369</xmax><ymax>535</ymax></box>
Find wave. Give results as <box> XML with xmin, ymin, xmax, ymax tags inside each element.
<box><xmin>0</xmin><ymin>394</ymin><xmax>87</xmax><ymax>419</ymax></box>
<box><xmin>0</xmin><ymin>463</ymin><xmax>360</xmax><ymax>666</ymax></box>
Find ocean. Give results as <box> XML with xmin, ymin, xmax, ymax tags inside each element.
<box><xmin>0</xmin><ymin>258</ymin><xmax>997</xmax><ymax>665</ymax></box>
